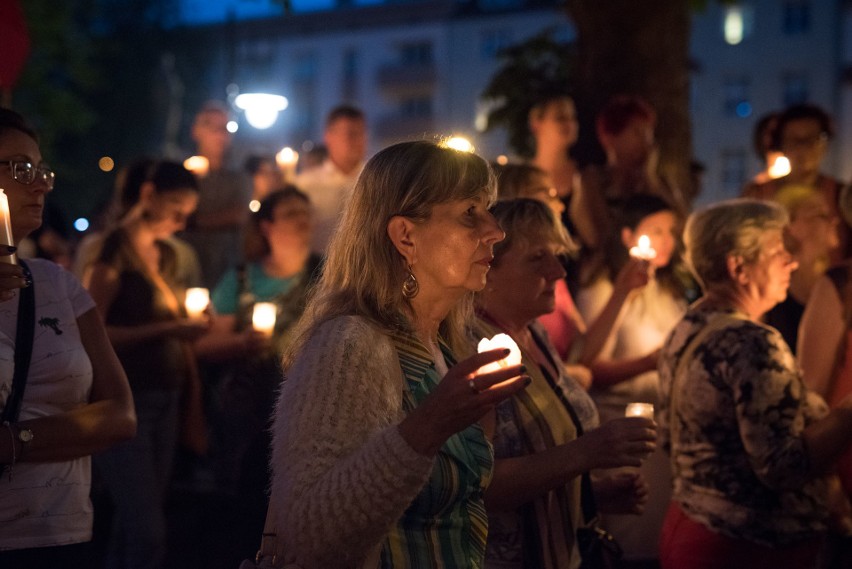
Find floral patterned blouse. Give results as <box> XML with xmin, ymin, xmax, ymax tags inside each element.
<box><xmin>658</xmin><ymin>305</ymin><xmax>829</xmax><ymax>547</ymax></box>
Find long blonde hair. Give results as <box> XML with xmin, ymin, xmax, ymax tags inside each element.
<box><xmin>283</xmin><ymin>140</ymin><xmax>496</xmax><ymax>366</ymax></box>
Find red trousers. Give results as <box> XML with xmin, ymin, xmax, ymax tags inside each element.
<box><xmin>659</xmin><ymin>501</ymin><xmax>822</xmax><ymax>569</ymax></box>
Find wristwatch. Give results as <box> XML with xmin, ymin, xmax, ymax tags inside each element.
<box><xmin>16</xmin><ymin>426</ymin><xmax>33</xmax><ymax>457</ymax></box>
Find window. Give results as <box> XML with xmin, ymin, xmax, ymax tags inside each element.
<box><xmin>783</xmin><ymin>1</ymin><xmax>810</xmax><ymax>35</ymax></box>
<box><xmin>400</xmin><ymin>42</ymin><xmax>433</xmax><ymax>66</ymax></box>
<box><xmin>400</xmin><ymin>97</ymin><xmax>432</xmax><ymax>119</ymax></box>
<box><xmin>342</xmin><ymin>48</ymin><xmax>358</xmax><ymax>101</ymax></box>
<box><xmin>723</xmin><ymin>78</ymin><xmax>751</xmax><ymax>118</ymax></box>
<box><xmin>722</xmin><ymin>4</ymin><xmax>754</xmax><ymax>45</ymax></box>
<box><xmin>782</xmin><ymin>74</ymin><xmax>809</xmax><ymax>106</ymax></box>
<box><xmin>480</xmin><ymin>29</ymin><xmax>513</xmax><ymax>59</ymax></box>
<box><xmin>721</xmin><ymin>149</ymin><xmax>748</xmax><ymax>195</ymax></box>
<box><xmin>293</xmin><ymin>52</ymin><xmax>317</xmax><ymax>82</ymax></box>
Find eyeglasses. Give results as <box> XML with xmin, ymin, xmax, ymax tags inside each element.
<box><xmin>1</xmin><ymin>160</ymin><xmax>56</xmax><ymax>190</ymax></box>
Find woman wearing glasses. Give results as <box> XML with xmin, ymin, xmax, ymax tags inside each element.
<box><xmin>0</xmin><ymin>108</ymin><xmax>136</xmax><ymax>567</ymax></box>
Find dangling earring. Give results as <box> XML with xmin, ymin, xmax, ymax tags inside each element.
<box><xmin>402</xmin><ymin>265</ymin><xmax>419</xmax><ymax>299</ymax></box>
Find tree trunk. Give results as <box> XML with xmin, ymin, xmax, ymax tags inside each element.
<box><xmin>566</xmin><ymin>0</ymin><xmax>695</xmax><ymax>205</ymax></box>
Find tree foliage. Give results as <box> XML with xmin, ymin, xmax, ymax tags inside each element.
<box><xmin>480</xmin><ymin>30</ymin><xmax>575</xmax><ymax>158</ymax></box>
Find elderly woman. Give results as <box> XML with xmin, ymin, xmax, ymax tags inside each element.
<box><xmin>495</xmin><ymin>164</ymin><xmax>651</xmax><ymax>389</ymax></box>
<box><xmin>0</xmin><ymin>108</ymin><xmax>136</xmax><ymax>565</ymax></box>
<box><xmin>269</xmin><ymin>141</ymin><xmax>529</xmax><ymax>568</ymax></box>
<box><xmin>658</xmin><ymin>199</ymin><xmax>852</xmax><ymax>569</ymax></box>
<box><xmin>474</xmin><ymin>198</ymin><xmax>657</xmax><ymax>569</ymax></box>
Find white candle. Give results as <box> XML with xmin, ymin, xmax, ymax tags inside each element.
<box><xmin>184</xmin><ymin>287</ymin><xmax>210</xmax><ymax>319</ymax></box>
<box><xmin>183</xmin><ymin>156</ymin><xmax>210</xmax><ymax>177</ymax></box>
<box><xmin>477</xmin><ymin>333</ymin><xmax>523</xmax><ymax>374</ymax></box>
<box><xmin>0</xmin><ymin>189</ymin><xmax>15</xmax><ymax>261</ymax></box>
<box><xmin>252</xmin><ymin>302</ymin><xmax>277</xmax><ymax>336</ymax></box>
<box><xmin>629</xmin><ymin>235</ymin><xmax>657</xmax><ymax>261</ymax></box>
<box><xmin>625</xmin><ymin>402</ymin><xmax>654</xmax><ymax>420</ymax></box>
<box><xmin>276</xmin><ymin>147</ymin><xmax>299</xmax><ymax>182</ymax></box>
<box><xmin>768</xmin><ymin>155</ymin><xmax>791</xmax><ymax>179</ymax></box>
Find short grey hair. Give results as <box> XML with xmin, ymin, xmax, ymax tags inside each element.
<box><xmin>684</xmin><ymin>198</ymin><xmax>788</xmax><ymax>289</ymax></box>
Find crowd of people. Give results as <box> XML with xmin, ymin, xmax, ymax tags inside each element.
<box><xmin>2</xmin><ymin>90</ymin><xmax>852</xmax><ymax>569</ymax></box>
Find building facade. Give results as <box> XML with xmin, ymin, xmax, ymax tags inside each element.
<box><xmin>173</xmin><ymin>0</ymin><xmax>847</xmax><ymax>206</ymax></box>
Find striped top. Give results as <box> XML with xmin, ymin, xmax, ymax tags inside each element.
<box><xmin>381</xmin><ymin>329</ymin><xmax>493</xmax><ymax>568</ymax></box>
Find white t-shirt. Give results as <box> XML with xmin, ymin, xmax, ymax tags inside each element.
<box><xmin>0</xmin><ymin>258</ymin><xmax>96</xmax><ymax>550</ymax></box>
<box><xmin>295</xmin><ymin>159</ymin><xmax>362</xmax><ymax>252</ymax></box>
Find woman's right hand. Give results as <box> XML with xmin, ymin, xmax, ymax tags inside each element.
<box><xmin>170</xmin><ymin>318</ymin><xmax>210</xmax><ymax>341</ymax></box>
<box><xmin>576</xmin><ymin>416</ymin><xmax>657</xmax><ymax>470</ymax></box>
<box><xmin>398</xmin><ymin>348</ymin><xmax>530</xmax><ymax>456</ymax></box>
<box><xmin>613</xmin><ymin>257</ymin><xmax>652</xmax><ymax>296</ymax></box>
<box><xmin>240</xmin><ymin>328</ymin><xmax>272</xmax><ymax>355</ymax></box>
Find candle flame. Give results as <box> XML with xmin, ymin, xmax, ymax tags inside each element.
<box><xmin>185</xmin><ymin>287</ymin><xmax>210</xmax><ymax>319</ymax></box>
<box><xmin>477</xmin><ymin>333</ymin><xmax>523</xmax><ymax>375</ymax></box>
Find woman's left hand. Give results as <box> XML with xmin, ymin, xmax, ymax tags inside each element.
<box><xmin>0</xmin><ymin>253</ymin><xmax>27</xmax><ymax>302</ymax></box>
<box><xmin>593</xmin><ymin>470</ymin><xmax>649</xmax><ymax>515</ymax></box>
<box><xmin>398</xmin><ymin>348</ymin><xmax>529</xmax><ymax>456</ymax></box>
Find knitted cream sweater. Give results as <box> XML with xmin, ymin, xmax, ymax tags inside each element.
<box><xmin>270</xmin><ymin>315</ymin><xmax>436</xmax><ymax>568</ymax></box>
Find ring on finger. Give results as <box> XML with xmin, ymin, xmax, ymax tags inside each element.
<box><xmin>468</xmin><ymin>378</ymin><xmax>478</xmax><ymax>394</ymax></box>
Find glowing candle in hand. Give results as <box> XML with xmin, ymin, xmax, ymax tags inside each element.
<box><xmin>629</xmin><ymin>235</ymin><xmax>657</xmax><ymax>261</ymax></box>
<box><xmin>276</xmin><ymin>147</ymin><xmax>299</xmax><ymax>182</ymax></box>
<box><xmin>252</xmin><ymin>302</ymin><xmax>277</xmax><ymax>336</ymax></box>
<box><xmin>183</xmin><ymin>156</ymin><xmax>210</xmax><ymax>177</ymax></box>
<box><xmin>625</xmin><ymin>402</ymin><xmax>654</xmax><ymax>420</ymax></box>
<box><xmin>185</xmin><ymin>287</ymin><xmax>210</xmax><ymax>319</ymax></box>
<box><xmin>477</xmin><ymin>333</ymin><xmax>523</xmax><ymax>374</ymax></box>
<box><xmin>0</xmin><ymin>189</ymin><xmax>14</xmax><ymax>261</ymax></box>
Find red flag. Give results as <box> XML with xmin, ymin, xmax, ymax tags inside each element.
<box><xmin>0</xmin><ymin>0</ymin><xmax>31</xmax><ymax>88</ymax></box>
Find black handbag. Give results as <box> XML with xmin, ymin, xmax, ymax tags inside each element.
<box><xmin>1</xmin><ymin>260</ymin><xmax>36</xmax><ymax>476</ymax></box>
<box><xmin>557</xmin><ymin>376</ymin><xmax>623</xmax><ymax>569</ymax></box>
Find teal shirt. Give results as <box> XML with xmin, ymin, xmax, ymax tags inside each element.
<box><xmin>211</xmin><ymin>262</ymin><xmax>297</xmax><ymax>315</ymax></box>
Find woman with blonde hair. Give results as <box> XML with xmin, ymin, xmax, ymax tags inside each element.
<box><xmin>764</xmin><ymin>184</ymin><xmax>839</xmax><ymax>353</ymax></box>
<box><xmin>474</xmin><ymin>198</ymin><xmax>656</xmax><ymax>568</ymax></box>
<box><xmin>269</xmin><ymin>140</ymin><xmax>529</xmax><ymax>568</ymax></box>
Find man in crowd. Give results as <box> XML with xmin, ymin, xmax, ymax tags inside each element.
<box><xmin>181</xmin><ymin>101</ymin><xmax>253</xmax><ymax>288</ymax></box>
<box><xmin>295</xmin><ymin>105</ymin><xmax>367</xmax><ymax>252</ymax></box>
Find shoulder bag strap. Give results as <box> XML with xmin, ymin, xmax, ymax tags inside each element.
<box><xmin>1</xmin><ymin>259</ymin><xmax>35</xmax><ymax>424</ymax></box>
<box><xmin>530</xmin><ymin>327</ymin><xmax>600</xmax><ymax>524</ymax></box>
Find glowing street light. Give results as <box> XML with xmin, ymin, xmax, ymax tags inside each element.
<box><xmin>235</xmin><ymin>93</ymin><xmax>288</xmax><ymax>130</ymax></box>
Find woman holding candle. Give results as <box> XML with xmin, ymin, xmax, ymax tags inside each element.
<box><xmin>473</xmin><ymin>198</ymin><xmax>656</xmax><ymax>569</ymax></box>
<box><xmin>658</xmin><ymin>199</ymin><xmax>852</xmax><ymax>569</ymax></box>
<box><xmin>84</xmin><ymin>160</ymin><xmax>207</xmax><ymax>569</ymax></box>
<box><xmin>575</xmin><ymin>193</ymin><xmax>688</xmax><ymax>566</ymax></box>
<box><xmin>0</xmin><ymin>108</ymin><xmax>136</xmax><ymax>565</ymax></box>
<box><xmin>195</xmin><ymin>186</ymin><xmax>322</xmax><ymax>561</ymax></box>
<box><xmin>495</xmin><ymin>163</ymin><xmax>652</xmax><ymax>387</ymax></box>
<box><xmin>268</xmin><ymin>140</ymin><xmax>529</xmax><ymax>568</ymax></box>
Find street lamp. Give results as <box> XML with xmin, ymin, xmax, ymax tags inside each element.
<box><xmin>234</xmin><ymin>93</ymin><xmax>289</xmax><ymax>129</ymax></box>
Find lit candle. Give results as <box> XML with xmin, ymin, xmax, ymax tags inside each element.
<box><xmin>629</xmin><ymin>235</ymin><xmax>657</xmax><ymax>261</ymax></box>
<box><xmin>276</xmin><ymin>147</ymin><xmax>299</xmax><ymax>182</ymax></box>
<box><xmin>768</xmin><ymin>155</ymin><xmax>791</xmax><ymax>179</ymax></box>
<box><xmin>0</xmin><ymin>189</ymin><xmax>15</xmax><ymax>262</ymax></box>
<box><xmin>184</xmin><ymin>287</ymin><xmax>210</xmax><ymax>319</ymax></box>
<box><xmin>625</xmin><ymin>402</ymin><xmax>654</xmax><ymax>420</ymax></box>
<box><xmin>183</xmin><ymin>156</ymin><xmax>210</xmax><ymax>177</ymax></box>
<box><xmin>252</xmin><ymin>302</ymin><xmax>277</xmax><ymax>336</ymax></box>
<box><xmin>477</xmin><ymin>333</ymin><xmax>523</xmax><ymax>374</ymax></box>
